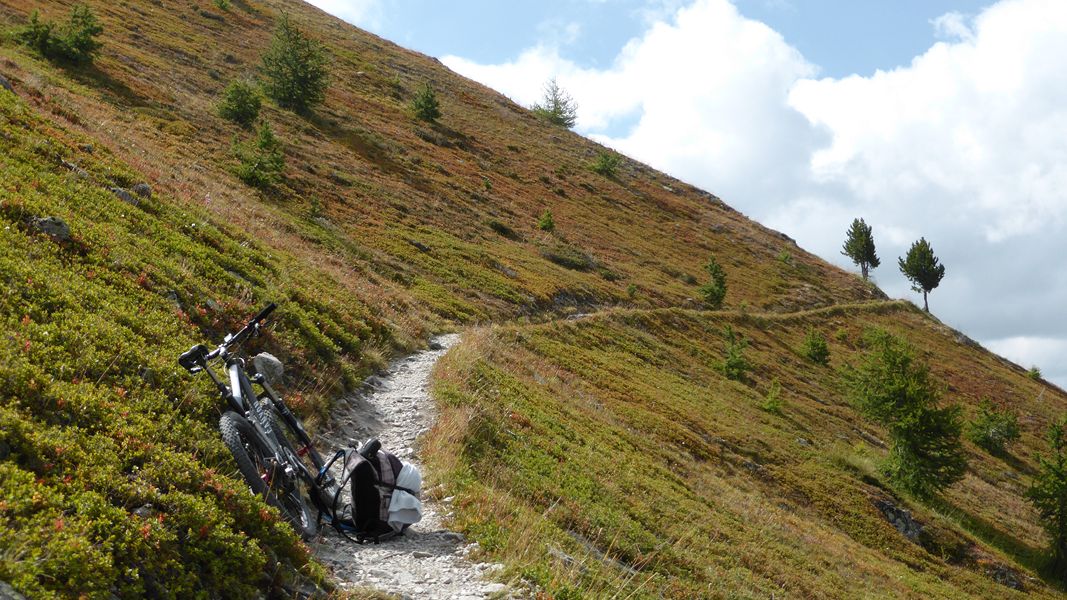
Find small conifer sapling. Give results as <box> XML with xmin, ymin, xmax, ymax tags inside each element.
<box><xmin>531</xmin><ymin>78</ymin><xmax>578</xmax><ymax>128</ymax></box>
<box><xmin>261</xmin><ymin>14</ymin><xmax>329</xmax><ymax>113</ymax></box>
<box><xmin>699</xmin><ymin>255</ymin><xmax>727</xmax><ymax>309</ymax></box>
<box><xmin>412</xmin><ymin>82</ymin><xmax>441</xmax><ymax>123</ymax></box>
<box><xmin>1028</xmin><ymin>417</ymin><xmax>1067</xmax><ymax>581</ymax></box>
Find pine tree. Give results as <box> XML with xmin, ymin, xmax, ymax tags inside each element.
<box><xmin>538</xmin><ymin>210</ymin><xmax>555</xmax><ymax>232</ymax></box>
<box><xmin>217</xmin><ymin>79</ymin><xmax>262</xmax><ymax>127</ymax></box>
<box><xmin>898</xmin><ymin>237</ymin><xmax>945</xmax><ymax>312</ymax></box>
<box><xmin>845</xmin><ymin>329</ymin><xmax>966</xmax><ymax>497</ymax></box>
<box><xmin>699</xmin><ymin>255</ymin><xmax>727</xmax><ymax>309</ymax></box>
<box><xmin>411</xmin><ymin>82</ymin><xmax>441</xmax><ymax>123</ymax></box>
<box><xmin>20</xmin><ymin>5</ymin><xmax>103</xmax><ymax>64</ymax></box>
<box><xmin>841</xmin><ymin>218</ymin><xmax>880</xmax><ymax>280</ymax></box>
<box><xmin>233</xmin><ymin>122</ymin><xmax>285</xmax><ymax>188</ymax></box>
<box><xmin>1028</xmin><ymin>417</ymin><xmax>1067</xmax><ymax>581</ymax></box>
<box><xmin>531</xmin><ymin>78</ymin><xmax>578</xmax><ymax>128</ymax></box>
<box><xmin>261</xmin><ymin>14</ymin><xmax>329</xmax><ymax>113</ymax></box>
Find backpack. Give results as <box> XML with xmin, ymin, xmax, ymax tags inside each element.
<box><xmin>319</xmin><ymin>439</ymin><xmax>421</xmax><ymax>543</ymax></box>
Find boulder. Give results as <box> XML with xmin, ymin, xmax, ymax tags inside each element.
<box><xmin>31</xmin><ymin>216</ymin><xmax>70</xmax><ymax>242</ymax></box>
<box><xmin>132</xmin><ymin>182</ymin><xmax>152</xmax><ymax>198</ymax></box>
<box><xmin>109</xmin><ymin>187</ymin><xmax>138</xmax><ymax>205</ymax></box>
<box><xmin>0</xmin><ymin>581</ymin><xmax>28</xmax><ymax>600</ymax></box>
<box><xmin>0</xmin><ymin>74</ymin><xmax>13</xmax><ymax>94</ymax></box>
<box><xmin>873</xmin><ymin>498</ymin><xmax>923</xmax><ymax>541</ymax></box>
<box><xmin>252</xmin><ymin>352</ymin><xmax>284</xmax><ymax>384</ymax></box>
<box><xmin>60</xmin><ymin>160</ymin><xmax>89</xmax><ymax>180</ymax></box>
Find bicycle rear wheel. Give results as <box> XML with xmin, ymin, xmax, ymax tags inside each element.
<box><xmin>219</xmin><ymin>411</ymin><xmax>317</xmax><ymax>539</ymax></box>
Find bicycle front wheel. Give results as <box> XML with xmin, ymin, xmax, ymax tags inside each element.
<box><xmin>219</xmin><ymin>411</ymin><xmax>317</xmax><ymax>539</ymax></box>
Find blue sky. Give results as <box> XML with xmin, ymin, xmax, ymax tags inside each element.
<box><xmin>314</xmin><ymin>0</ymin><xmax>993</xmax><ymax>77</ymax></box>
<box><xmin>309</xmin><ymin>0</ymin><xmax>1067</xmax><ymax>389</ymax></box>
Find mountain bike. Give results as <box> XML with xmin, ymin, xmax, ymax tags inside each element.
<box><xmin>178</xmin><ymin>303</ymin><xmax>337</xmax><ymax>539</ymax></box>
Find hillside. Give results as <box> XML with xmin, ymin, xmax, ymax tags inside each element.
<box><xmin>428</xmin><ymin>303</ymin><xmax>1067</xmax><ymax>597</ymax></box>
<box><xmin>0</xmin><ymin>0</ymin><xmax>1063</xmax><ymax>598</ymax></box>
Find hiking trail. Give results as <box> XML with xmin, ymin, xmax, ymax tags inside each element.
<box><xmin>310</xmin><ymin>334</ymin><xmax>510</xmax><ymax>599</ymax></box>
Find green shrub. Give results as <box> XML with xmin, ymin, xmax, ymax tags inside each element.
<box><xmin>411</xmin><ymin>82</ymin><xmax>441</xmax><ymax>123</ymax></box>
<box><xmin>761</xmin><ymin>379</ymin><xmax>783</xmax><ymax>414</ymax></box>
<box><xmin>844</xmin><ymin>329</ymin><xmax>966</xmax><ymax>497</ymax></box>
<box><xmin>214</xmin><ymin>0</ymin><xmax>232</xmax><ymax>10</ymax></box>
<box><xmin>966</xmin><ymin>399</ymin><xmax>1020</xmax><ymax>454</ymax></box>
<box><xmin>699</xmin><ymin>255</ymin><xmax>727</xmax><ymax>309</ymax></box>
<box><xmin>590</xmin><ymin>151</ymin><xmax>621</xmax><ymax>177</ymax></box>
<box><xmin>1029</xmin><ymin>366</ymin><xmax>1043</xmax><ymax>380</ymax></box>
<box><xmin>538</xmin><ymin>209</ymin><xmax>555</xmax><ymax>232</ymax></box>
<box><xmin>540</xmin><ymin>242</ymin><xmax>594</xmax><ymax>271</ymax></box>
<box><xmin>487</xmin><ymin>219</ymin><xmax>517</xmax><ymax>239</ymax></box>
<box><xmin>217</xmin><ymin>79</ymin><xmax>262</xmax><ymax>127</ymax></box>
<box><xmin>1028</xmin><ymin>416</ymin><xmax>1067</xmax><ymax>581</ymax></box>
<box><xmin>20</xmin><ymin>5</ymin><xmax>103</xmax><ymax>65</ymax></box>
<box><xmin>801</xmin><ymin>327</ymin><xmax>830</xmax><ymax>365</ymax></box>
<box><xmin>233</xmin><ymin>122</ymin><xmax>285</xmax><ymax>188</ymax></box>
<box><xmin>719</xmin><ymin>324</ymin><xmax>750</xmax><ymax>382</ymax></box>
<box><xmin>261</xmin><ymin>13</ymin><xmax>329</xmax><ymax>112</ymax></box>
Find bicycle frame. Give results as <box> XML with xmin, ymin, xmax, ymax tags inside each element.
<box><xmin>179</xmin><ymin>304</ymin><xmax>336</xmax><ymax>523</ymax></box>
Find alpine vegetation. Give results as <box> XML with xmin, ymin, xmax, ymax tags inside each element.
<box><xmin>1028</xmin><ymin>417</ymin><xmax>1067</xmax><ymax>582</ymax></box>
<box><xmin>699</xmin><ymin>255</ymin><xmax>727</xmax><ymax>309</ymax></box>
<box><xmin>20</xmin><ymin>4</ymin><xmax>103</xmax><ymax>65</ymax></box>
<box><xmin>965</xmin><ymin>399</ymin><xmax>1021</xmax><ymax>455</ymax></box>
<box><xmin>898</xmin><ymin>237</ymin><xmax>945</xmax><ymax>312</ymax></box>
<box><xmin>261</xmin><ymin>13</ymin><xmax>329</xmax><ymax>112</ymax></box>
<box><xmin>411</xmin><ymin>82</ymin><xmax>441</xmax><ymax>123</ymax></box>
<box><xmin>841</xmin><ymin>217</ymin><xmax>880</xmax><ymax>280</ymax></box>
<box><xmin>537</xmin><ymin>209</ymin><xmax>555</xmax><ymax>232</ymax></box>
<box><xmin>845</xmin><ymin>329</ymin><xmax>966</xmax><ymax>498</ymax></box>
<box><xmin>801</xmin><ymin>327</ymin><xmax>830</xmax><ymax>365</ymax></box>
<box><xmin>590</xmin><ymin>151</ymin><xmax>621</xmax><ymax>177</ymax></box>
<box><xmin>217</xmin><ymin>79</ymin><xmax>262</xmax><ymax>127</ymax></box>
<box><xmin>719</xmin><ymin>324</ymin><xmax>750</xmax><ymax>382</ymax></box>
<box><xmin>531</xmin><ymin>77</ymin><xmax>578</xmax><ymax>128</ymax></box>
<box><xmin>233</xmin><ymin>122</ymin><xmax>285</xmax><ymax>188</ymax></box>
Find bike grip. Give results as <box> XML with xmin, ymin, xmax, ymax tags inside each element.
<box><xmin>252</xmin><ymin>302</ymin><xmax>276</xmax><ymax>324</ymax></box>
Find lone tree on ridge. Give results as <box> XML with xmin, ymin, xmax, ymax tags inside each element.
<box><xmin>898</xmin><ymin>237</ymin><xmax>945</xmax><ymax>312</ymax></box>
<box><xmin>531</xmin><ymin>78</ymin><xmax>578</xmax><ymax>128</ymax></box>
<box><xmin>841</xmin><ymin>217</ymin><xmax>880</xmax><ymax>280</ymax></box>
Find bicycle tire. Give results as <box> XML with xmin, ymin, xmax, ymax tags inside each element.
<box><xmin>219</xmin><ymin>411</ymin><xmax>317</xmax><ymax>539</ymax></box>
<box><xmin>258</xmin><ymin>400</ymin><xmax>332</xmax><ymax>513</ymax></box>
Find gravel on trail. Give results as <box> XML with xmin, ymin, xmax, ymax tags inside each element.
<box><xmin>310</xmin><ymin>334</ymin><xmax>510</xmax><ymax>599</ymax></box>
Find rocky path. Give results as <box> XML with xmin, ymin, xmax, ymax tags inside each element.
<box><xmin>310</xmin><ymin>334</ymin><xmax>509</xmax><ymax>599</ymax></box>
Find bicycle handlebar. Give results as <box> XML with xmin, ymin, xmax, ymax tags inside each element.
<box><xmin>178</xmin><ymin>302</ymin><xmax>277</xmax><ymax>372</ymax></box>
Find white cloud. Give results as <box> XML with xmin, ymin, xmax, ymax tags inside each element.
<box><xmin>447</xmin><ymin>0</ymin><xmax>1067</xmax><ymax>388</ymax></box>
<box><xmin>986</xmin><ymin>337</ymin><xmax>1067</xmax><ymax>386</ymax></box>
<box><xmin>305</xmin><ymin>0</ymin><xmax>382</xmax><ymax>28</ymax></box>
<box><xmin>932</xmin><ymin>11</ymin><xmax>975</xmax><ymax>41</ymax></box>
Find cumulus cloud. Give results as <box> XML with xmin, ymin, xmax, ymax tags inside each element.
<box><xmin>305</xmin><ymin>0</ymin><xmax>382</xmax><ymax>29</ymax></box>
<box><xmin>445</xmin><ymin>0</ymin><xmax>1067</xmax><ymax>386</ymax></box>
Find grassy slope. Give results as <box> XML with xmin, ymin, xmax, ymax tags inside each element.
<box><xmin>0</xmin><ymin>0</ymin><xmax>879</xmax><ymax>326</ymax></box>
<box><xmin>0</xmin><ymin>1</ymin><xmax>1058</xmax><ymax>599</ymax></box>
<box><xmin>426</xmin><ymin>303</ymin><xmax>1067</xmax><ymax>598</ymax></box>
